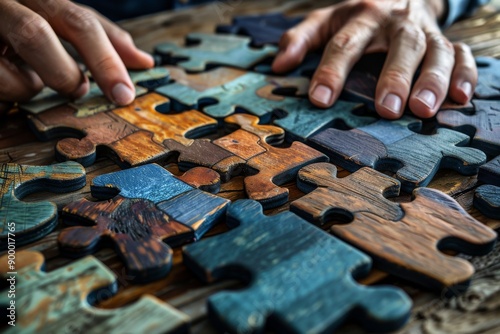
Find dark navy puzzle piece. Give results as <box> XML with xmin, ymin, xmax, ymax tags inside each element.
<box><xmin>155</xmin><ymin>33</ymin><xmax>277</xmax><ymax>72</ymax></box>
<box><xmin>475</xmin><ymin>156</ymin><xmax>500</xmax><ymax>219</ymax></box>
<box><xmin>59</xmin><ymin>164</ymin><xmax>229</xmax><ymax>282</ymax></box>
<box><xmin>475</xmin><ymin>57</ymin><xmax>500</xmax><ymax>99</ymax></box>
<box><xmin>309</xmin><ymin>115</ymin><xmax>487</xmax><ymax>191</ymax></box>
<box><xmin>183</xmin><ymin>200</ymin><xmax>412</xmax><ymax>334</ymax></box>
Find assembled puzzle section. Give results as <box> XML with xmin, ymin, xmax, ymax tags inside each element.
<box><xmin>59</xmin><ymin>164</ymin><xmax>229</xmax><ymax>282</ymax></box>
<box><xmin>0</xmin><ymin>251</ymin><xmax>190</xmax><ymax>333</ymax></box>
<box><xmin>308</xmin><ymin>115</ymin><xmax>487</xmax><ymax>191</ymax></box>
<box><xmin>155</xmin><ymin>33</ymin><xmax>277</xmax><ymax>72</ymax></box>
<box><xmin>183</xmin><ymin>200</ymin><xmax>412</xmax><ymax>334</ymax></box>
<box><xmin>0</xmin><ymin>161</ymin><xmax>86</xmax><ymax>250</ymax></box>
<box><xmin>165</xmin><ymin>113</ymin><xmax>328</xmax><ymax>209</ymax></box>
<box><xmin>291</xmin><ymin>163</ymin><xmax>497</xmax><ymax>291</ymax></box>
<box><xmin>437</xmin><ymin>99</ymin><xmax>500</xmax><ymax>157</ymax></box>
<box><xmin>475</xmin><ymin>57</ymin><xmax>500</xmax><ymax>99</ymax></box>
<box><xmin>475</xmin><ymin>156</ymin><xmax>500</xmax><ymax>219</ymax></box>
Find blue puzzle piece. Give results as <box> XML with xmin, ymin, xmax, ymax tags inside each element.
<box><xmin>475</xmin><ymin>156</ymin><xmax>500</xmax><ymax>219</ymax></box>
<box><xmin>183</xmin><ymin>200</ymin><xmax>412</xmax><ymax>334</ymax></box>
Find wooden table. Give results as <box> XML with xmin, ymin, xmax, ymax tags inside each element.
<box><xmin>1</xmin><ymin>1</ymin><xmax>499</xmax><ymax>333</ymax></box>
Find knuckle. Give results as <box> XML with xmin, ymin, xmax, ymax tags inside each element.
<box><xmin>427</xmin><ymin>34</ymin><xmax>454</xmax><ymax>53</ymax></box>
<box><xmin>330</xmin><ymin>29</ymin><xmax>364</xmax><ymax>54</ymax></box>
<box><xmin>393</xmin><ymin>24</ymin><xmax>426</xmax><ymax>50</ymax></box>
<box><xmin>94</xmin><ymin>55</ymin><xmax>119</xmax><ymax>73</ymax></box>
<box><xmin>382</xmin><ymin>69</ymin><xmax>413</xmax><ymax>88</ymax></box>
<box><xmin>454</xmin><ymin>42</ymin><xmax>472</xmax><ymax>54</ymax></box>
<box><xmin>49</xmin><ymin>72</ymin><xmax>80</xmax><ymax>92</ymax></box>
<box><xmin>63</xmin><ymin>7</ymin><xmax>99</xmax><ymax>34</ymax></box>
<box><xmin>11</xmin><ymin>16</ymin><xmax>52</xmax><ymax>50</ymax></box>
<box><xmin>314</xmin><ymin>66</ymin><xmax>344</xmax><ymax>86</ymax></box>
<box><xmin>420</xmin><ymin>71</ymin><xmax>448</xmax><ymax>89</ymax></box>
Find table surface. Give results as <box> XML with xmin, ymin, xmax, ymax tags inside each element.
<box><xmin>1</xmin><ymin>1</ymin><xmax>500</xmax><ymax>333</ymax></box>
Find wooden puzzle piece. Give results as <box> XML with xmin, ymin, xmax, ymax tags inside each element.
<box><xmin>155</xmin><ymin>33</ymin><xmax>277</xmax><ymax>72</ymax></box>
<box><xmin>167</xmin><ymin>114</ymin><xmax>328</xmax><ymax>209</ymax></box>
<box><xmin>437</xmin><ymin>99</ymin><xmax>500</xmax><ymax>157</ymax></box>
<box><xmin>0</xmin><ymin>162</ymin><xmax>85</xmax><ymax>250</ymax></box>
<box><xmin>475</xmin><ymin>57</ymin><xmax>500</xmax><ymax>99</ymax></box>
<box><xmin>183</xmin><ymin>199</ymin><xmax>412</xmax><ymax>334</ymax></box>
<box><xmin>156</xmin><ymin>70</ymin><xmax>375</xmax><ymax>141</ymax></box>
<box><xmin>291</xmin><ymin>163</ymin><xmax>497</xmax><ymax>290</ymax></box>
<box><xmin>59</xmin><ymin>164</ymin><xmax>229</xmax><ymax>282</ymax></box>
<box><xmin>0</xmin><ymin>251</ymin><xmax>190</xmax><ymax>333</ymax></box>
<box><xmin>309</xmin><ymin>115</ymin><xmax>487</xmax><ymax>191</ymax></box>
<box><xmin>216</xmin><ymin>13</ymin><xmax>303</xmax><ymax>46</ymax></box>
<box><xmin>20</xmin><ymin>67</ymin><xmax>170</xmax><ymax>115</ymax></box>
<box><xmin>475</xmin><ymin>156</ymin><xmax>500</xmax><ymax>218</ymax></box>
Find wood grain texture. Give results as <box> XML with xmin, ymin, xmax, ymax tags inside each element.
<box><xmin>0</xmin><ymin>251</ymin><xmax>190</xmax><ymax>334</ymax></box>
<box><xmin>309</xmin><ymin>116</ymin><xmax>487</xmax><ymax>191</ymax></box>
<box><xmin>475</xmin><ymin>156</ymin><xmax>500</xmax><ymax>218</ymax></box>
<box><xmin>155</xmin><ymin>33</ymin><xmax>277</xmax><ymax>72</ymax></box>
<box><xmin>437</xmin><ymin>99</ymin><xmax>500</xmax><ymax>157</ymax></box>
<box><xmin>59</xmin><ymin>164</ymin><xmax>229</xmax><ymax>282</ymax></box>
<box><xmin>183</xmin><ymin>199</ymin><xmax>412</xmax><ymax>334</ymax></box>
<box><xmin>0</xmin><ymin>162</ymin><xmax>86</xmax><ymax>249</ymax></box>
<box><xmin>334</xmin><ymin>187</ymin><xmax>496</xmax><ymax>290</ymax></box>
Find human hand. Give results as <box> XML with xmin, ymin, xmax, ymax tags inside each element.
<box><xmin>0</xmin><ymin>0</ymin><xmax>154</xmax><ymax>106</ymax></box>
<box><xmin>272</xmin><ymin>0</ymin><xmax>478</xmax><ymax>119</ymax></box>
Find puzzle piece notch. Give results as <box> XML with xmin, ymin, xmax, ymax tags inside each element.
<box><xmin>437</xmin><ymin>99</ymin><xmax>500</xmax><ymax>157</ymax></box>
<box><xmin>475</xmin><ymin>155</ymin><xmax>500</xmax><ymax>219</ymax></box>
<box><xmin>0</xmin><ymin>251</ymin><xmax>190</xmax><ymax>333</ymax></box>
<box><xmin>60</xmin><ymin>164</ymin><xmax>229</xmax><ymax>282</ymax></box>
<box><xmin>0</xmin><ymin>162</ymin><xmax>86</xmax><ymax>250</ymax></box>
<box><xmin>291</xmin><ymin>163</ymin><xmax>403</xmax><ymax>226</ymax></box>
<box><xmin>155</xmin><ymin>33</ymin><xmax>277</xmax><ymax>72</ymax></box>
<box><xmin>309</xmin><ymin>116</ymin><xmax>487</xmax><ymax>191</ymax></box>
<box><xmin>183</xmin><ymin>200</ymin><xmax>412</xmax><ymax>334</ymax></box>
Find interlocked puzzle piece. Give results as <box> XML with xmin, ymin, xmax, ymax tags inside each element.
<box><xmin>309</xmin><ymin>115</ymin><xmax>487</xmax><ymax>191</ymax></box>
<box><xmin>216</xmin><ymin>13</ymin><xmax>303</xmax><ymax>46</ymax></box>
<box><xmin>0</xmin><ymin>251</ymin><xmax>190</xmax><ymax>333</ymax></box>
<box><xmin>28</xmin><ymin>92</ymin><xmax>217</xmax><ymax>167</ymax></box>
<box><xmin>0</xmin><ymin>162</ymin><xmax>85</xmax><ymax>250</ymax></box>
<box><xmin>20</xmin><ymin>67</ymin><xmax>170</xmax><ymax>115</ymax></box>
<box><xmin>156</xmin><ymin>70</ymin><xmax>375</xmax><ymax>141</ymax></box>
<box><xmin>155</xmin><ymin>33</ymin><xmax>277</xmax><ymax>72</ymax></box>
<box><xmin>166</xmin><ymin>114</ymin><xmax>328</xmax><ymax>209</ymax></box>
<box><xmin>475</xmin><ymin>57</ymin><xmax>500</xmax><ymax>99</ymax></box>
<box><xmin>183</xmin><ymin>200</ymin><xmax>412</xmax><ymax>334</ymax></box>
<box><xmin>437</xmin><ymin>99</ymin><xmax>500</xmax><ymax>157</ymax></box>
<box><xmin>291</xmin><ymin>163</ymin><xmax>497</xmax><ymax>290</ymax></box>
<box><xmin>475</xmin><ymin>155</ymin><xmax>500</xmax><ymax>218</ymax></box>
<box><xmin>59</xmin><ymin>164</ymin><xmax>229</xmax><ymax>282</ymax></box>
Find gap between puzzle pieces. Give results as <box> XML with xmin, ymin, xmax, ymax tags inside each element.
<box><xmin>475</xmin><ymin>155</ymin><xmax>500</xmax><ymax>219</ymax></box>
<box><xmin>59</xmin><ymin>164</ymin><xmax>229</xmax><ymax>282</ymax></box>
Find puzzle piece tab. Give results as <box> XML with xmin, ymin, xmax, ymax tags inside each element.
<box><xmin>437</xmin><ymin>99</ymin><xmax>500</xmax><ymax>157</ymax></box>
<box><xmin>0</xmin><ymin>251</ymin><xmax>190</xmax><ymax>333</ymax></box>
<box><xmin>475</xmin><ymin>156</ymin><xmax>500</xmax><ymax>218</ymax></box>
<box><xmin>291</xmin><ymin>163</ymin><xmax>497</xmax><ymax>290</ymax></box>
<box><xmin>0</xmin><ymin>162</ymin><xmax>85</xmax><ymax>250</ymax></box>
<box><xmin>155</xmin><ymin>33</ymin><xmax>277</xmax><ymax>72</ymax></box>
<box><xmin>59</xmin><ymin>164</ymin><xmax>229</xmax><ymax>282</ymax></box>
<box><xmin>183</xmin><ymin>200</ymin><xmax>412</xmax><ymax>334</ymax></box>
<box><xmin>309</xmin><ymin>116</ymin><xmax>487</xmax><ymax>191</ymax></box>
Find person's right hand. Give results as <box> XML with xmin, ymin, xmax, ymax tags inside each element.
<box><xmin>0</xmin><ymin>0</ymin><xmax>154</xmax><ymax>106</ymax></box>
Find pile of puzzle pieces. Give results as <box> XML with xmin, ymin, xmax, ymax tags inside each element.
<box><xmin>1</xmin><ymin>12</ymin><xmax>499</xmax><ymax>334</ymax></box>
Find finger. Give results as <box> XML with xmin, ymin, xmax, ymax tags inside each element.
<box><xmin>21</xmin><ymin>0</ymin><xmax>135</xmax><ymax>105</ymax></box>
<box><xmin>271</xmin><ymin>8</ymin><xmax>332</xmax><ymax>74</ymax></box>
<box><xmin>309</xmin><ymin>15</ymin><xmax>382</xmax><ymax>107</ymax></box>
<box><xmin>0</xmin><ymin>1</ymin><xmax>87</xmax><ymax>98</ymax></box>
<box><xmin>375</xmin><ymin>23</ymin><xmax>427</xmax><ymax>119</ymax></box>
<box><xmin>448</xmin><ymin>43</ymin><xmax>477</xmax><ymax>104</ymax></box>
<box><xmin>409</xmin><ymin>33</ymin><xmax>455</xmax><ymax>118</ymax></box>
<box><xmin>0</xmin><ymin>57</ymin><xmax>44</xmax><ymax>102</ymax></box>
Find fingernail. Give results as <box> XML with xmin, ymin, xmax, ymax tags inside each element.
<box><xmin>112</xmin><ymin>83</ymin><xmax>135</xmax><ymax>105</ymax></box>
<box><xmin>311</xmin><ymin>84</ymin><xmax>333</xmax><ymax>105</ymax></box>
<box><xmin>382</xmin><ymin>93</ymin><xmax>402</xmax><ymax>114</ymax></box>
<box><xmin>417</xmin><ymin>89</ymin><xmax>437</xmax><ymax>109</ymax></box>
<box><xmin>460</xmin><ymin>81</ymin><xmax>472</xmax><ymax>99</ymax></box>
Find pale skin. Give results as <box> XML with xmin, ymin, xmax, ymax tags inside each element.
<box><xmin>0</xmin><ymin>0</ymin><xmax>478</xmax><ymax>120</ymax></box>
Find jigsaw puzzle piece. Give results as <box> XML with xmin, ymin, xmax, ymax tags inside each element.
<box><xmin>155</xmin><ymin>33</ymin><xmax>277</xmax><ymax>72</ymax></box>
<box><xmin>0</xmin><ymin>162</ymin><xmax>85</xmax><ymax>250</ymax></box>
<box><xmin>20</xmin><ymin>67</ymin><xmax>170</xmax><ymax>115</ymax></box>
<box><xmin>60</xmin><ymin>164</ymin><xmax>229</xmax><ymax>282</ymax></box>
<box><xmin>475</xmin><ymin>156</ymin><xmax>500</xmax><ymax>218</ymax></box>
<box><xmin>437</xmin><ymin>99</ymin><xmax>500</xmax><ymax>157</ymax></box>
<box><xmin>309</xmin><ymin>116</ymin><xmax>487</xmax><ymax>191</ymax></box>
<box><xmin>216</xmin><ymin>13</ymin><xmax>303</xmax><ymax>46</ymax></box>
<box><xmin>475</xmin><ymin>57</ymin><xmax>500</xmax><ymax>99</ymax></box>
<box><xmin>183</xmin><ymin>200</ymin><xmax>412</xmax><ymax>334</ymax></box>
<box><xmin>0</xmin><ymin>251</ymin><xmax>190</xmax><ymax>333</ymax></box>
